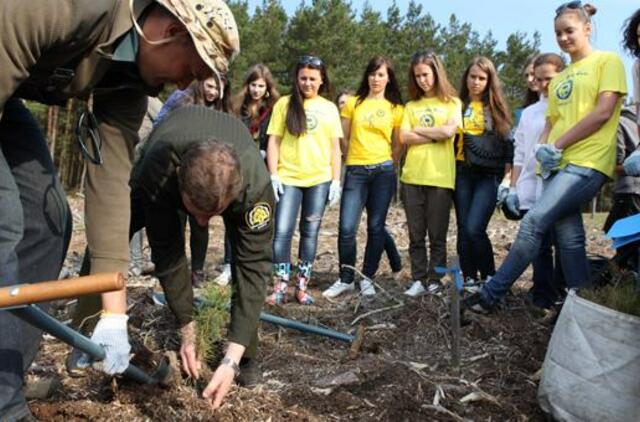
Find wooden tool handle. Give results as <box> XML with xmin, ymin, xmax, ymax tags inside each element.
<box><xmin>0</xmin><ymin>272</ymin><xmax>125</xmax><ymax>308</ymax></box>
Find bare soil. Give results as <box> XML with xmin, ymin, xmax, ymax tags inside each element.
<box><xmin>28</xmin><ymin>195</ymin><xmax>614</xmax><ymax>421</ymax></box>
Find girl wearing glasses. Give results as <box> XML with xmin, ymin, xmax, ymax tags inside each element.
<box><xmin>322</xmin><ymin>56</ymin><xmax>404</xmax><ymax>299</ymax></box>
<box><xmin>398</xmin><ymin>52</ymin><xmax>461</xmax><ymax>297</ymax></box>
<box><xmin>266</xmin><ymin>56</ymin><xmax>343</xmax><ymax>305</ymax></box>
<box><xmin>466</xmin><ymin>2</ymin><xmax>627</xmax><ymax>311</ymax></box>
<box><xmin>454</xmin><ymin>57</ymin><xmax>512</xmax><ymax>287</ymax></box>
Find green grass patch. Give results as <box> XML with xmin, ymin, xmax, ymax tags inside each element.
<box><xmin>580</xmin><ymin>267</ymin><xmax>640</xmax><ymax>317</ymax></box>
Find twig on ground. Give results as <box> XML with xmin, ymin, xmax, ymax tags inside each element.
<box><xmin>421</xmin><ymin>404</ymin><xmax>467</xmax><ymax>421</ymax></box>
<box><xmin>350</xmin><ymin>303</ymin><xmax>404</xmax><ymax>325</ymax></box>
<box><xmin>463</xmin><ymin>352</ymin><xmax>490</xmax><ymax>365</ymax></box>
<box><xmin>341</xmin><ymin>264</ymin><xmax>403</xmax><ymax>306</ymax></box>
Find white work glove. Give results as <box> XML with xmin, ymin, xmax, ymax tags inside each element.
<box><xmin>623</xmin><ymin>150</ymin><xmax>640</xmax><ymax>176</ymax></box>
<box><xmin>270</xmin><ymin>174</ymin><xmax>284</xmax><ymax>202</ymax></box>
<box><xmin>496</xmin><ymin>182</ymin><xmax>510</xmax><ymax>205</ymax></box>
<box><xmin>79</xmin><ymin>313</ymin><xmax>131</xmax><ymax>375</ymax></box>
<box><xmin>504</xmin><ymin>188</ymin><xmax>520</xmax><ymax>217</ymax></box>
<box><xmin>535</xmin><ymin>144</ymin><xmax>562</xmax><ymax>172</ymax></box>
<box><xmin>327</xmin><ymin>180</ymin><xmax>342</xmax><ymax>208</ymax></box>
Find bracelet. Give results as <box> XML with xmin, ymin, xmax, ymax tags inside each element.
<box><xmin>221</xmin><ymin>357</ymin><xmax>240</xmax><ymax>378</ymax></box>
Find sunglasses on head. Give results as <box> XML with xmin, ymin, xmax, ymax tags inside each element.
<box><xmin>412</xmin><ymin>50</ymin><xmax>436</xmax><ymax>61</ymax></box>
<box><xmin>299</xmin><ymin>55</ymin><xmax>324</xmax><ymax>67</ymax></box>
<box><xmin>555</xmin><ymin>0</ymin><xmax>582</xmax><ymax>16</ymax></box>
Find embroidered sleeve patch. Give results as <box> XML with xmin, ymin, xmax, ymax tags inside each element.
<box><xmin>245</xmin><ymin>202</ymin><xmax>271</xmax><ymax>230</ymax></box>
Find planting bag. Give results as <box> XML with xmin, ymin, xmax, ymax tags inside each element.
<box><xmin>538</xmin><ymin>290</ymin><xmax>640</xmax><ymax>421</ymax></box>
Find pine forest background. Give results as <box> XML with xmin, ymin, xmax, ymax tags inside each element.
<box><xmin>30</xmin><ymin>0</ymin><xmax>615</xmax><ymax>206</ymax></box>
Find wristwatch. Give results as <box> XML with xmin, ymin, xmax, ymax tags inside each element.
<box><xmin>221</xmin><ymin>357</ymin><xmax>240</xmax><ymax>378</ymax></box>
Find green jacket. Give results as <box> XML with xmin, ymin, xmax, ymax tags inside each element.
<box><xmin>0</xmin><ymin>0</ymin><xmax>157</xmax><ymax>275</ymax></box>
<box><xmin>130</xmin><ymin>106</ymin><xmax>274</xmax><ymax>348</ymax></box>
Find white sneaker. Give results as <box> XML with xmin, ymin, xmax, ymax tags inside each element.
<box><xmin>404</xmin><ymin>280</ymin><xmax>426</xmax><ymax>297</ymax></box>
<box><xmin>214</xmin><ymin>264</ymin><xmax>231</xmax><ymax>286</ymax></box>
<box><xmin>322</xmin><ymin>279</ymin><xmax>355</xmax><ymax>298</ymax></box>
<box><xmin>359</xmin><ymin>277</ymin><xmax>376</xmax><ymax>296</ymax></box>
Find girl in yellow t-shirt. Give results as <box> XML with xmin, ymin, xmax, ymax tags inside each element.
<box><xmin>321</xmin><ymin>56</ymin><xmax>404</xmax><ymax>299</ymax></box>
<box><xmin>398</xmin><ymin>51</ymin><xmax>461</xmax><ymax>297</ymax></box>
<box><xmin>266</xmin><ymin>55</ymin><xmax>343</xmax><ymax>305</ymax></box>
<box><xmin>454</xmin><ymin>56</ymin><xmax>512</xmax><ymax>286</ymax></box>
<box><xmin>467</xmin><ymin>2</ymin><xmax>627</xmax><ymax>311</ymax></box>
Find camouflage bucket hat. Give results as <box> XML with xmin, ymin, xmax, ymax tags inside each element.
<box><xmin>156</xmin><ymin>0</ymin><xmax>240</xmax><ymax>78</ymax></box>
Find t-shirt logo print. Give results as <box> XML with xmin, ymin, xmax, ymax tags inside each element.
<box><xmin>363</xmin><ymin>109</ymin><xmax>386</xmax><ymax>128</ymax></box>
<box><xmin>306</xmin><ymin>114</ymin><xmax>319</xmax><ymax>131</ymax></box>
<box><xmin>556</xmin><ymin>78</ymin><xmax>573</xmax><ymax>101</ymax></box>
<box><xmin>420</xmin><ymin>112</ymin><xmax>435</xmax><ymax>128</ymax></box>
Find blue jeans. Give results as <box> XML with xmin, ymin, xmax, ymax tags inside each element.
<box><xmin>0</xmin><ymin>98</ymin><xmax>71</xmax><ymax>420</ymax></box>
<box><xmin>482</xmin><ymin>164</ymin><xmax>606</xmax><ymax>305</ymax></box>
<box><xmin>273</xmin><ymin>181</ymin><xmax>330</xmax><ymax>263</ymax></box>
<box><xmin>338</xmin><ymin>162</ymin><xmax>396</xmax><ymax>283</ymax></box>
<box><xmin>454</xmin><ymin>165</ymin><xmax>500</xmax><ymax>280</ymax></box>
<box><xmin>383</xmin><ymin>226</ymin><xmax>402</xmax><ymax>273</ymax></box>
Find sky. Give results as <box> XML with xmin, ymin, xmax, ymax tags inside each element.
<box><xmin>246</xmin><ymin>0</ymin><xmax>637</xmax><ymax>91</ymax></box>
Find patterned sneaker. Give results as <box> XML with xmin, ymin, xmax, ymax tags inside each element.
<box><xmin>266</xmin><ymin>281</ymin><xmax>289</xmax><ymax>305</ymax></box>
<box><xmin>294</xmin><ymin>261</ymin><xmax>315</xmax><ymax>305</ymax></box>
<box><xmin>322</xmin><ymin>279</ymin><xmax>356</xmax><ymax>298</ymax></box>
<box><xmin>359</xmin><ymin>277</ymin><xmax>376</xmax><ymax>296</ymax></box>
<box><xmin>404</xmin><ymin>280</ymin><xmax>426</xmax><ymax>297</ymax></box>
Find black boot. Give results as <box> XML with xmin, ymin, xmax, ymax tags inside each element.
<box><xmin>236</xmin><ymin>358</ymin><xmax>263</xmax><ymax>388</ymax></box>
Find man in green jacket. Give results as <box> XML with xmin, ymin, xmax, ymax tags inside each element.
<box><xmin>0</xmin><ymin>0</ymin><xmax>238</xmax><ymax>419</ymax></box>
<box><xmin>130</xmin><ymin>106</ymin><xmax>273</xmax><ymax>409</ymax></box>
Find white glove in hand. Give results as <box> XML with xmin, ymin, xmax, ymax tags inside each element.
<box><xmin>80</xmin><ymin>313</ymin><xmax>131</xmax><ymax>375</ymax></box>
<box><xmin>535</xmin><ymin>144</ymin><xmax>562</xmax><ymax>172</ymax></box>
<box><xmin>328</xmin><ymin>180</ymin><xmax>342</xmax><ymax>208</ymax></box>
<box><xmin>496</xmin><ymin>182</ymin><xmax>510</xmax><ymax>205</ymax></box>
<box><xmin>504</xmin><ymin>188</ymin><xmax>520</xmax><ymax>217</ymax></box>
<box><xmin>623</xmin><ymin>150</ymin><xmax>640</xmax><ymax>176</ymax></box>
<box><xmin>270</xmin><ymin>174</ymin><xmax>284</xmax><ymax>202</ymax></box>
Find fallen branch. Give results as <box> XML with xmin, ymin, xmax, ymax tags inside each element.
<box><xmin>350</xmin><ymin>302</ymin><xmax>404</xmax><ymax>325</ymax></box>
<box><xmin>341</xmin><ymin>264</ymin><xmax>403</xmax><ymax>306</ymax></box>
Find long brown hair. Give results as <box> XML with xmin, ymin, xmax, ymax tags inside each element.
<box><xmin>354</xmin><ymin>56</ymin><xmax>403</xmax><ymax>107</ymax></box>
<box><xmin>459</xmin><ymin>56</ymin><xmax>512</xmax><ymax>138</ymax></box>
<box><xmin>188</xmin><ymin>76</ymin><xmax>231</xmax><ymax>112</ymax></box>
<box><xmin>408</xmin><ymin>51</ymin><xmax>457</xmax><ymax>102</ymax></box>
<box><xmin>521</xmin><ymin>55</ymin><xmax>539</xmax><ymax>108</ymax></box>
<box><xmin>286</xmin><ymin>56</ymin><xmax>332</xmax><ymax>137</ymax></box>
<box><xmin>232</xmin><ymin>64</ymin><xmax>280</xmax><ymax>122</ymax></box>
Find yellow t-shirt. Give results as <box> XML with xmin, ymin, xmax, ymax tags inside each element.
<box><xmin>267</xmin><ymin>95</ymin><xmax>343</xmax><ymax>187</ymax></box>
<box><xmin>547</xmin><ymin>51</ymin><xmax>627</xmax><ymax>178</ymax></box>
<box><xmin>400</xmin><ymin>96</ymin><xmax>462</xmax><ymax>189</ymax></box>
<box><xmin>341</xmin><ymin>96</ymin><xmax>404</xmax><ymax>165</ymax></box>
<box><xmin>455</xmin><ymin>100</ymin><xmax>485</xmax><ymax>161</ymax></box>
